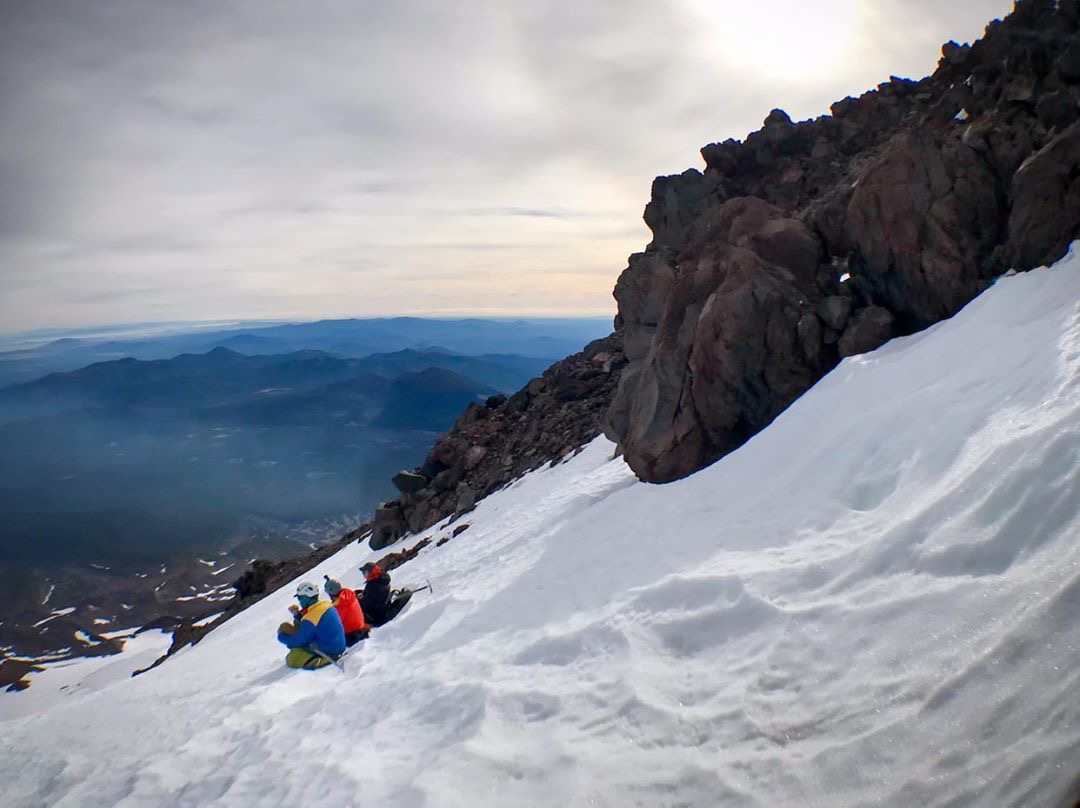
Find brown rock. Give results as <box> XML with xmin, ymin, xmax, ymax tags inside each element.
<box><xmin>844</xmin><ymin>132</ymin><xmax>1004</xmax><ymax>329</ymax></box>
<box><xmin>816</xmin><ymin>295</ymin><xmax>853</xmax><ymax>331</ymax></box>
<box><xmin>1006</xmin><ymin>121</ymin><xmax>1080</xmax><ymax>270</ymax></box>
<box><xmin>432</xmin><ymin>437</ymin><xmax>467</xmax><ymax>469</ymax></box>
<box><xmin>838</xmin><ymin>307</ymin><xmax>896</xmax><ymax>357</ymax></box>
<box><xmin>644</xmin><ymin>169</ymin><xmax>721</xmax><ymax>250</ymax></box>
<box><xmin>370</xmin><ymin>501</ymin><xmax>407</xmax><ymax>550</ymax></box>
<box><xmin>391</xmin><ymin>470</ymin><xmax>428</xmax><ymax>495</ymax></box>
<box><xmin>455</xmin><ymin>485</ymin><xmax>476</xmax><ymax>514</ymax></box>
<box><xmin>464</xmin><ymin>445</ymin><xmax>487</xmax><ymax>470</ymax></box>
<box><xmin>612</xmin><ymin>251</ymin><xmax>677</xmax><ymax>363</ymax></box>
<box><xmin>433</xmin><ymin>464</ymin><xmax>464</xmax><ymax>492</ymax></box>
<box><xmin>606</xmin><ymin>197</ymin><xmax>830</xmax><ymax>482</ymax></box>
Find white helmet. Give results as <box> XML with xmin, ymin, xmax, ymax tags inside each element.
<box><xmin>295</xmin><ymin>581</ymin><xmax>319</xmax><ymax>599</ymax></box>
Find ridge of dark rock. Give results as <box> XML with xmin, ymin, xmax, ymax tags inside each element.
<box><xmin>606</xmin><ymin>0</ymin><xmax>1080</xmax><ymax>482</ymax></box>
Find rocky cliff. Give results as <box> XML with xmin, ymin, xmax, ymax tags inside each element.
<box><xmin>606</xmin><ymin>0</ymin><xmax>1080</xmax><ymax>482</ymax></box>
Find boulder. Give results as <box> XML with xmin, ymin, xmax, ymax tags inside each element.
<box><xmin>433</xmin><ymin>464</ymin><xmax>464</xmax><ymax>492</ymax></box>
<box><xmin>816</xmin><ymin>295</ymin><xmax>853</xmax><ymax>331</ymax></box>
<box><xmin>764</xmin><ymin>108</ymin><xmax>793</xmax><ymax>127</ymax></box>
<box><xmin>613</xmin><ymin>251</ymin><xmax>677</xmax><ymax>364</ymax></box>
<box><xmin>455</xmin><ymin>484</ymin><xmax>476</xmax><ymax>514</ymax></box>
<box><xmin>464</xmin><ymin>445</ymin><xmax>487</xmax><ymax>470</ymax></box>
<box><xmin>643</xmin><ymin>170</ymin><xmax>720</xmax><ymax>250</ymax></box>
<box><xmin>941</xmin><ymin>40</ymin><xmax>971</xmax><ymax>68</ymax></box>
<box><xmin>606</xmin><ymin>197</ymin><xmax>831</xmax><ymax>482</ymax></box>
<box><xmin>1006</xmin><ymin>121</ymin><xmax>1080</xmax><ymax>270</ymax></box>
<box><xmin>432</xmin><ymin>437</ymin><xmax>467</xmax><ymax>469</ymax></box>
<box><xmin>405</xmin><ymin>502</ymin><xmax>433</xmax><ymax>534</ymax></box>
<box><xmin>838</xmin><ymin>307</ymin><xmax>896</xmax><ymax>357</ymax></box>
<box><xmin>1035</xmin><ymin>91</ymin><xmax>1079</xmax><ymax>130</ymax></box>
<box><xmin>554</xmin><ymin>378</ymin><xmax>591</xmax><ymax>402</ymax></box>
<box><xmin>505</xmin><ymin>388</ymin><xmax>530</xmax><ymax>413</ymax></box>
<box><xmin>391</xmin><ymin>470</ymin><xmax>428</xmax><ymax>495</ymax></box>
<box><xmin>1058</xmin><ymin>36</ymin><xmax>1080</xmax><ymax>82</ymax></box>
<box><xmin>370</xmin><ymin>501</ymin><xmax>407</xmax><ymax>550</ymax></box>
<box><xmin>843</xmin><ymin>132</ymin><xmax>1004</xmax><ymax>329</ymax></box>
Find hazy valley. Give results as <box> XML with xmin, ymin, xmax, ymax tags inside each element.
<box><xmin>0</xmin><ymin>318</ymin><xmax>608</xmax><ymax>661</ymax></box>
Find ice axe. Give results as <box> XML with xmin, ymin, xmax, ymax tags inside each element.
<box><xmin>314</xmin><ymin>648</ymin><xmax>347</xmax><ymax>673</ymax></box>
<box><xmin>411</xmin><ymin>578</ymin><xmax>433</xmax><ymax>595</ymax></box>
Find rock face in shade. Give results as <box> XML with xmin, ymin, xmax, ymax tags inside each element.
<box><xmin>609</xmin><ymin>198</ymin><xmax>832</xmax><ymax>482</ymax></box>
<box><xmin>605</xmin><ymin>0</ymin><xmax>1080</xmax><ymax>483</ymax></box>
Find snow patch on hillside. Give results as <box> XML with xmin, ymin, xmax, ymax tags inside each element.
<box><xmin>0</xmin><ymin>253</ymin><xmax>1078</xmax><ymax>807</ymax></box>
<box><xmin>0</xmin><ymin>629</ymin><xmax>171</xmax><ymax>721</ymax></box>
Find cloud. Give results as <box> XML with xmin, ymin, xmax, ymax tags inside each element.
<box><xmin>0</xmin><ymin>0</ymin><xmax>1015</xmax><ymax>331</ymax></box>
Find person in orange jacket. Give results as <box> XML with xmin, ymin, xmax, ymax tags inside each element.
<box><xmin>323</xmin><ymin>576</ymin><xmax>369</xmax><ymax>646</ymax></box>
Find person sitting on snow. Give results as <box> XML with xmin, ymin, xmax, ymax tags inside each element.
<box><xmin>359</xmin><ymin>562</ymin><xmax>415</xmax><ymax>626</ymax></box>
<box><xmin>359</xmin><ymin>562</ymin><xmax>394</xmax><ymax>626</ymax></box>
<box><xmin>277</xmin><ymin>581</ymin><xmax>346</xmax><ymax>669</ymax></box>
<box><xmin>323</xmin><ymin>575</ymin><xmax>369</xmax><ymax>646</ymax></box>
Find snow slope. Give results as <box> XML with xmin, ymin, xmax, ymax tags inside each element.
<box><xmin>1</xmin><ymin>252</ymin><xmax>1078</xmax><ymax>807</ymax></box>
<box><xmin>0</xmin><ymin>629</ymin><xmax>172</xmax><ymax>721</ymax></box>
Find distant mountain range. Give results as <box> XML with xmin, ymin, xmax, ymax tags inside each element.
<box><xmin>0</xmin><ymin>342</ymin><xmax>554</xmax><ymax>644</ymax></box>
<box><xmin>0</xmin><ymin>317</ymin><xmax>610</xmax><ymax>388</ymax></box>
<box><xmin>0</xmin><ymin>346</ymin><xmax>547</xmax><ymax>426</ymax></box>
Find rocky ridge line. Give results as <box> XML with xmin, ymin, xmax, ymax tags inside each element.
<box><xmin>606</xmin><ymin>0</ymin><xmax>1080</xmax><ymax>482</ymax></box>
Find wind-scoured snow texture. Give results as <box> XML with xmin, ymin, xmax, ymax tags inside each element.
<box><xmin>2</xmin><ymin>253</ymin><xmax>1079</xmax><ymax>806</ymax></box>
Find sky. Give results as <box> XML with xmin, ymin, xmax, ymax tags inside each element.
<box><xmin>0</xmin><ymin>0</ymin><xmax>1015</xmax><ymax>332</ymax></box>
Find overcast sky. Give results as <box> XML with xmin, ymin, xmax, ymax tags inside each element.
<box><xmin>0</xmin><ymin>0</ymin><xmax>1014</xmax><ymax>332</ymax></box>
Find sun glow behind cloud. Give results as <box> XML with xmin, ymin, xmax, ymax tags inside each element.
<box><xmin>688</xmin><ymin>0</ymin><xmax>859</xmax><ymax>80</ymax></box>
<box><xmin>0</xmin><ymin>1</ymin><xmax>1014</xmax><ymax>330</ymax></box>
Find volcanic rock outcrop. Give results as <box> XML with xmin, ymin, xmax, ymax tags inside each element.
<box><xmin>369</xmin><ymin>334</ymin><xmax>625</xmax><ymax>549</ymax></box>
<box><xmin>606</xmin><ymin>0</ymin><xmax>1080</xmax><ymax>482</ymax></box>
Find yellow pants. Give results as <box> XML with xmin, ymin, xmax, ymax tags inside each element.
<box><xmin>285</xmin><ymin>647</ymin><xmax>333</xmax><ymax>670</ymax></box>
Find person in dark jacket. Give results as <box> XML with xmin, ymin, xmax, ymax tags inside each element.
<box><xmin>359</xmin><ymin>563</ymin><xmax>393</xmax><ymax>626</ymax></box>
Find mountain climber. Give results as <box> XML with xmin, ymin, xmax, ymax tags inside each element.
<box><xmin>324</xmin><ymin>575</ymin><xmax>369</xmax><ymax>646</ymax></box>
<box><xmin>359</xmin><ymin>562</ymin><xmax>394</xmax><ymax>626</ymax></box>
<box><xmin>277</xmin><ymin>581</ymin><xmax>346</xmax><ymax>669</ymax></box>
<box><xmin>359</xmin><ymin>562</ymin><xmax>414</xmax><ymax>626</ymax></box>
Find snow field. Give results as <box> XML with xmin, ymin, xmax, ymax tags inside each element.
<box><xmin>0</xmin><ymin>251</ymin><xmax>1078</xmax><ymax>807</ymax></box>
<box><xmin>0</xmin><ymin>629</ymin><xmax>172</xmax><ymax>721</ymax></box>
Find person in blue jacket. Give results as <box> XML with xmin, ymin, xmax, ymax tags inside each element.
<box><xmin>277</xmin><ymin>581</ymin><xmax>347</xmax><ymax>669</ymax></box>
